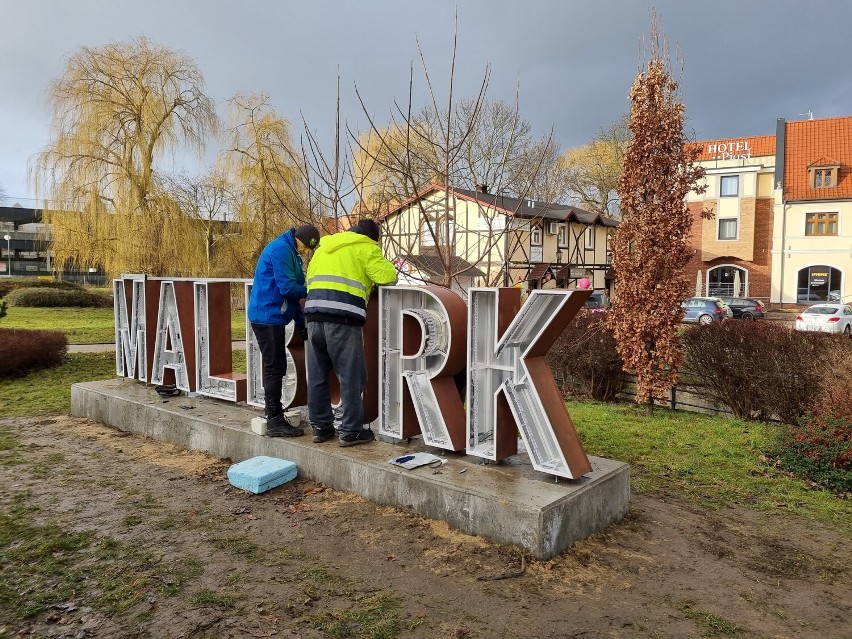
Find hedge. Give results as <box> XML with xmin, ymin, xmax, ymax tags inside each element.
<box><xmin>4</xmin><ymin>287</ymin><xmax>113</xmax><ymax>308</ymax></box>
<box><xmin>0</xmin><ymin>328</ymin><xmax>67</xmax><ymax>377</ymax></box>
<box><xmin>0</xmin><ymin>277</ymin><xmax>84</xmax><ymax>299</ymax></box>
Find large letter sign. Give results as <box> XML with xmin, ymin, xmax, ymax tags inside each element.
<box><xmin>114</xmin><ymin>276</ymin><xmax>147</xmax><ymax>381</ymax></box>
<box><xmin>114</xmin><ymin>276</ymin><xmax>593</xmax><ymax>479</ymax></box>
<box><xmin>150</xmin><ymin>281</ymin><xmax>193</xmax><ymax>389</ymax></box>
<box><xmin>244</xmin><ymin>282</ymin><xmax>305</xmax><ymax>410</ymax></box>
<box><xmin>467</xmin><ymin>288</ymin><xmax>592</xmax><ymax>479</ymax></box>
<box><xmin>378</xmin><ymin>286</ymin><xmax>467</xmax><ymax>450</ymax></box>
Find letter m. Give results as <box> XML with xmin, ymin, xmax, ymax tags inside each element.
<box><xmin>114</xmin><ymin>276</ymin><xmax>147</xmax><ymax>380</ymax></box>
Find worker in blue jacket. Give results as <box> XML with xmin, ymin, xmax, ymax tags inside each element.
<box><xmin>248</xmin><ymin>224</ymin><xmax>320</xmax><ymax>437</ymax></box>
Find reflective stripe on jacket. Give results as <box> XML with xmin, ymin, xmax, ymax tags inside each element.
<box><xmin>305</xmin><ymin>230</ymin><xmax>397</xmax><ymax>325</ymax></box>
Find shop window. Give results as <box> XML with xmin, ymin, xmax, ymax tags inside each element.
<box><xmin>805</xmin><ymin>212</ymin><xmax>838</xmax><ymax>236</ymax></box>
<box><xmin>708</xmin><ymin>265</ymin><xmax>747</xmax><ymax>297</ymax></box>
<box><xmin>797</xmin><ymin>265</ymin><xmax>841</xmax><ymax>302</ymax></box>
<box><xmin>720</xmin><ymin>175</ymin><xmax>739</xmax><ymax>197</ymax></box>
<box><xmin>718</xmin><ymin>218</ymin><xmax>738</xmax><ymax>240</ymax></box>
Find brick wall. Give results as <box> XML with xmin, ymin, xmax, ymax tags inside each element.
<box><xmin>685</xmin><ymin>198</ymin><xmax>774</xmax><ymax>300</ymax></box>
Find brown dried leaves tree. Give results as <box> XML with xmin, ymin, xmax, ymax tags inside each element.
<box><xmin>609</xmin><ymin>33</ymin><xmax>705</xmax><ymax>408</ymax></box>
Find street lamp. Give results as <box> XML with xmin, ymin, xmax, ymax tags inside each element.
<box><xmin>3</xmin><ymin>234</ymin><xmax>10</xmax><ymax>277</ymax></box>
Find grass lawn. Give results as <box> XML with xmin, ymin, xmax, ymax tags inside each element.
<box><xmin>1</xmin><ymin>306</ymin><xmax>247</xmax><ymax>343</ymax></box>
<box><xmin>569</xmin><ymin>400</ymin><xmax>851</xmax><ymax>530</ymax></box>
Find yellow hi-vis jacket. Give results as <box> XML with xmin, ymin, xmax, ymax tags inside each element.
<box><xmin>304</xmin><ymin>231</ymin><xmax>398</xmax><ymax>326</ymax></box>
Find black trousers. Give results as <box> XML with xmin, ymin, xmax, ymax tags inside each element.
<box><xmin>251</xmin><ymin>322</ymin><xmax>288</xmax><ymax>419</ymax></box>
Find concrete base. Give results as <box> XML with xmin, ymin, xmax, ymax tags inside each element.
<box><xmin>71</xmin><ymin>379</ymin><xmax>630</xmax><ymax>559</ymax></box>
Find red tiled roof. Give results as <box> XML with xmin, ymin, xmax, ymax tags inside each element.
<box><xmin>689</xmin><ymin>135</ymin><xmax>775</xmax><ymax>162</ymax></box>
<box><xmin>785</xmin><ymin>116</ymin><xmax>852</xmax><ymax>201</ymax></box>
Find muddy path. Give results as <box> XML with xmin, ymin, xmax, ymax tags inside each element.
<box><xmin>1</xmin><ymin>416</ymin><xmax>849</xmax><ymax>638</ymax></box>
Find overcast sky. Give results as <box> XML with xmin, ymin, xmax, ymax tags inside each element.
<box><xmin>2</xmin><ymin>0</ymin><xmax>851</xmax><ymax>205</ymax></box>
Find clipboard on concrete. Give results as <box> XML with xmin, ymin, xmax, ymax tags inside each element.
<box><xmin>388</xmin><ymin>452</ymin><xmax>445</xmax><ymax>470</ymax></box>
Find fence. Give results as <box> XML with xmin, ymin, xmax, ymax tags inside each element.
<box><xmin>556</xmin><ymin>370</ymin><xmax>779</xmax><ymax>422</ymax></box>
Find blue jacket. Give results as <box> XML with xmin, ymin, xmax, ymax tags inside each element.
<box><xmin>247</xmin><ymin>229</ymin><xmax>306</xmax><ymax>326</ymax></box>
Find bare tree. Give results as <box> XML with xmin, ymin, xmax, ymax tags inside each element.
<box><xmin>32</xmin><ymin>37</ymin><xmax>218</xmax><ymax>277</ymax></box>
<box><xmin>559</xmin><ymin>115</ymin><xmax>630</xmax><ymax>218</ymax></box>
<box><xmin>608</xmin><ymin>18</ymin><xmax>706</xmax><ymax>413</ymax></box>
<box><xmin>350</xmin><ymin>23</ymin><xmax>556</xmax><ymax>290</ymax></box>
<box><xmin>161</xmin><ymin>171</ymin><xmax>234</xmax><ymax>276</ymax></box>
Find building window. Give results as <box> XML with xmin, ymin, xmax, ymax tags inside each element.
<box><xmin>805</xmin><ymin>212</ymin><xmax>838</xmax><ymax>236</ymax></box>
<box><xmin>421</xmin><ymin>218</ymin><xmax>454</xmax><ymax>247</ymax></box>
<box><xmin>557</xmin><ymin>224</ymin><xmax>568</xmax><ymax>248</ymax></box>
<box><xmin>584</xmin><ymin>226</ymin><xmax>595</xmax><ymax>250</ymax></box>
<box><xmin>810</xmin><ymin>166</ymin><xmax>839</xmax><ymax>189</ymax></box>
<box><xmin>708</xmin><ymin>265</ymin><xmax>747</xmax><ymax>297</ymax></box>
<box><xmin>797</xmin><ymin>265</ymin><xmax>841</xmax><ymax>302</ymax></box>
<box><xmin>530</xmin><ymin>224</ymin><xmax>543</xmax><ymax>246</ymax></box>
<box><xmin>477</xmin><ymin>214</ymin><xmax>506</xmax><ymax>232</ymax></box>
<box><xmin>718</xmin><ymin>218</ymin><xmax>738</xmax><ymax>240</ymax></box>
<box><xmin>720</xmin><ymin>175</ymin><xmax>739</xmax><ymax>197</ymax></box>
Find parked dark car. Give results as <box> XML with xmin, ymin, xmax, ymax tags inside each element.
<box><xmin>681</xmin><ymin>297</ymin><xmax>733</xmax><ymax>324</ymax></box>
<box><xmin>583</xmin><ymin>290</ymin><xmax>610</xmax><ymax>312</ymax></box>
<box><xmin>719</xmin><ymin>297</ymin><xmax>765</xmax><ymax>320</ymax></box>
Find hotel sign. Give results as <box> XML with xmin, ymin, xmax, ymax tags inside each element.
<box><xmin>707</xmin><ymin>140</ymin><xmax>752</xmax><ymax>160</ymax></box>
<box><xmin>114</xmin><ymin>276</ymin><xmax>593</xmax><ymax>479</ymax></box>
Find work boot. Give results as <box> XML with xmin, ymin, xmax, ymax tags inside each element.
<box><xmin>266</xmin><ymin>414</ymin><xmax>304</xmax><ymax>438</ymax></box>
<box><xmin>338</xmin><ymin>428</ymin><xmax>375</xmax><ymax>447</ymax></box>
<box><xmin>311</xmin><ymin>426</ymin><xmax>336</xmax><ymax>443</ymax></box>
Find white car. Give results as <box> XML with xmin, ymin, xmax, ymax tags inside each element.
<box><xmin>795</xmin><ymin>304</ymin><xmax>852</xmax><ymax>335</ymax></box>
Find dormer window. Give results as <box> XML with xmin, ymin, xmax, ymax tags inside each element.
<box><xmin>809</xmin><ymin>163</ymin><xmax>840</xmax><ymax>189</ymax></box>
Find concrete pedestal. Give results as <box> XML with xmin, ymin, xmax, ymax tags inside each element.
<box><xmin>72</xmin><ymin>379</ymin><xmax>630</xmax><ymax>559</ymax></box>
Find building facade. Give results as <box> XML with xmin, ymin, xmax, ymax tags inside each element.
<box><xmin>0</xmin><ymin>205</ymin><xmax>51</xmax><ymax>277</ymax></box>
<box><xmin>379</xmin><ymin>185</ymin><xmax>618</xmax><ymax>294</ymax></box>
<box><xmin>687</xmin><ymin>115</ymin><xmax>852</xmax><ymax>306</ymax></box>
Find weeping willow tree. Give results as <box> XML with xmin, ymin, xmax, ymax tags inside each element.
<box><xmin>220</xmin><ymin>93</ymin><xmax>313</xmax><ymax>277</ymax></box>
<box><xmin>160</xmin><ymin>170</ymin><xmax>234</xmax><ymax>277</ymax></box>
<box><xmin>32</xmin><ymin>37</ymin><xmax>218</xmax><ymax>278</ymax></box>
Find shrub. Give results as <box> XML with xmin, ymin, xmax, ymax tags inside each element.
<box><xmin>680</xmin><ymin>321</ymin><xmax>831</xmax><ymax>423</ymax></box>
<box><xmin>807</xmin><ymin>348</ymin><xmax>852</xmax><ymax>421</ymax></box>
<box><xmin>0</xmin><ymin>299</ymin><xmax>6</xmax><ymax>320</ymax></box>
<box><xmin>779</xmin><ymin>414</ymin><xmax>852</xmax><ymax>493</ymax></box>
<box><xmin>547</xmin><ymin>311</ymin><xmax>625</xmax><ymax>401</ymax></box>
<box><xmin>0</xmin><ymin>328</ymin><xmax>68</xmax><ymax>377</ymax></box>
<box><xmin>0</xmin><ymin>277</ymin><xmax>84</xmax><ymax>299</ymax></box>
<box><xmin>4</xmin><ymin>287</ymin><xmax>112</xmax><ymax>308</ymax></box>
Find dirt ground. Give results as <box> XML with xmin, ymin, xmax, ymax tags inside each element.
<box><xmin>1</xmin><ymin>415</ymin><xmax>850</xmax><ymax>639</ymax></box>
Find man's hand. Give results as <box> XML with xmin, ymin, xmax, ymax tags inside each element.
<box><xmin>297</xmin><ymin>324</ymin><xmax>308</xmax><ymax>341</ymax></box>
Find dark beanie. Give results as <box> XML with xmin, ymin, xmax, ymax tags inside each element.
<box><xmin>350</xmin><ymin>218</ymin><xmax>381</xmax><ymax>242</ymax></box>
<box><xmin>294</xmin><ymin>224</ymin><xmax>320</xmax><ymax>249</ymax></box>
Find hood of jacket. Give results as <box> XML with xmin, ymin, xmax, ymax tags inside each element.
<box><xmin>317</xmin><ymin>230</ymin><xmax>377</xmax><ymax>254</ymax></box>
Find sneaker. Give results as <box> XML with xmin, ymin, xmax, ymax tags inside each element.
<box><xmin>338</xmin><ymin>428</ymin><xmax>375</xmax><ymax>447</ymax></box>
<box><xmin>266</xmin><ymin>415</ymin><xmax>304</xmax><ymax>438</ymax></box>
<box><xmin>312</xmin><ymin>427</ymin><xmax>336</xmax><ymax>443</ymax></box>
